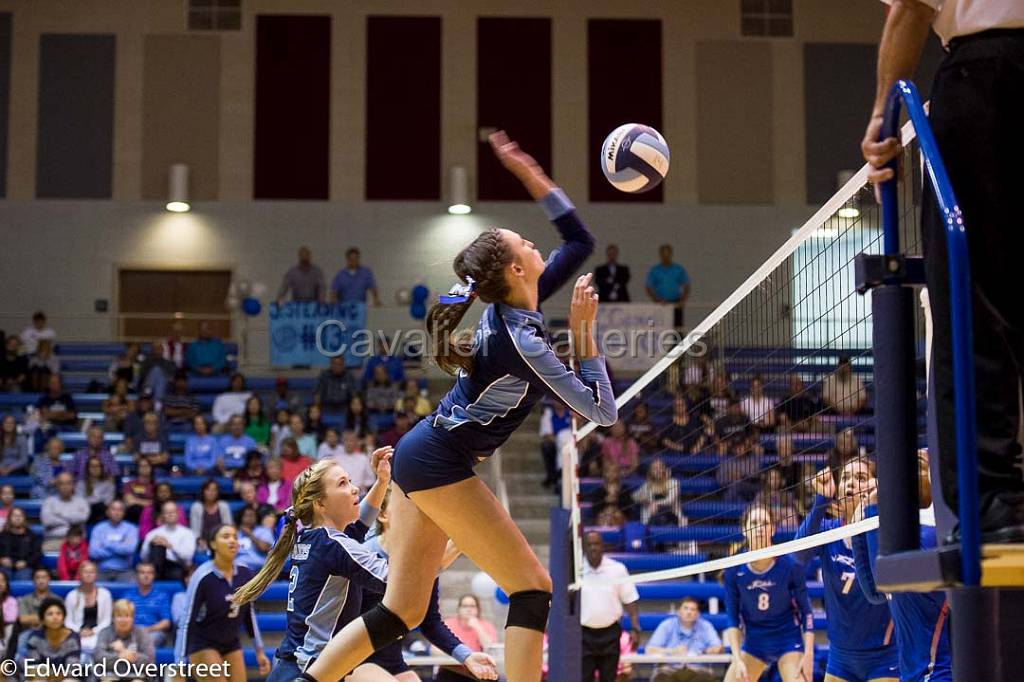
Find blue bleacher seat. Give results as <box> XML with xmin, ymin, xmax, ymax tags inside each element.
<box><xmin>622</xmin><ymin>612</ymin><xmax>828</xmax><ymax>632</ymax></box>
<box><xmin>609</xmin><ymin>552</ymin><xmax>708</xmax><ymax>573</ymax></box>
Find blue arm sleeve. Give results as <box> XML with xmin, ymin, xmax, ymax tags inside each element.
<box><xmin>536</xmin><ymin>192</ymin><xmax>596</xmax><ymax>304</ymax></box>
<box><xmin>789</xmin><ymin>561</ymin><xmax>816</xmax><ymax>631</ymax></box>
<box><xmin>420</xmin><ymin>581</ymin><xmax>470</xmax><ymax>663</ymax></box>
<box><xmin>793</xmin><ymin>495</ymin><xmax>831</xmax><ymax>564</ymax></box>
<box><xmin>851</xmin><ymin>504</ymin><xmax>887</xmax><ymax>605</ymax></box>
<box><xmin>723</xmin><ymin>570</ymin><xmax>742</xmax><ymax>630</ymax></box>
<box><xmin>248</xmin><ymin>602</ymin><xmax>264</xmax><ymax>650</ymax></box>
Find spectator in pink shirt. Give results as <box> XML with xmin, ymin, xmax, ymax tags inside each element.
<box><xmin>601</xmin><ymin>421</ymin><xmax>640</xmax><ymax>478</ymax></box>
<box><xmin>443</xmin><ymin>594</ymin><xmax>498</xmax><ymax>653</ymax></box>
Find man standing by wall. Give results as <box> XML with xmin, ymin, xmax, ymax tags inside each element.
<box><xmin>595</xmin><ymin>244</ymin><xmax>631</xmax><ymax>302</ymax></box>
<box><xmin>277</xmin><ymin>245</ymin><xmax>326</xmax><ymax>304</ymax></box>
<box><xmin>646</xmin><ymin>244</ymin><xmax>691</xmax><ymax>328</ymax></box>
<box><xmin>331</xmin><ymin>247</ymin><xmax>381</xmax><ymax>306</ymax></box>
<box><xmin>580</xmin><ymin>531</ymin><xmax>641</xmax><ymax>682</ymax></box>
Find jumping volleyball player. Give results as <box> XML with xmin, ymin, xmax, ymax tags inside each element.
<box><xmin>295</xmin><ymin>131</ymin><xmax>616</xmax><ymax>682</ymax></box>
<box><xmin>795</xmin><ymin>459</ymin><xmax>899</xmax><ymax>682</ymax></box>
<box><xmin>232</xmin><ymin>450</ymin><xmax>393</xmax><ymax>681</ymax></box>
<box><xmin>722</xmin><ymin>505</ymin><xmax>815</xmax><ymax>682</ymax></box>
<box><xmin>851</xmin><ymin>450</ymin><xmax>952</xmax><ymax>681</ymax></box>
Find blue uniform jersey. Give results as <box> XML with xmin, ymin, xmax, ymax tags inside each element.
<box><xmin>428</xmin><ymin>194</ymin><xmax>616</xmax><ymax>459</ymax></box>
<box><xmin>361</xmin><ymin>536</ymin><xmax>472</xmax><ymax>673</ymax></box>
<box><xmin>795</xmin><ymin>495</ymin><xmax>895</xmax><ymax>653</ymax></box>
<box><xmin>276</xmin><ymin>520</ymin><xmax>388</xmax><ymax>670</ymax></box>
<box><xmin>723</xmin><ymin>555</ymin><xmax>813</xmax><ymax>639</ymax></box>
<box><xmin>853</xmin><ymin>506</ymin><xmax>952</xmax><ymax>681</ymax></box>
<box><xmin>175</xmin><ymin>561</ymin><xmax>263</xmax><ymax>660</ymax></box>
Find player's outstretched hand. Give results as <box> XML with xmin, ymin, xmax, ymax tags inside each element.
<box><xmin>569</xmin><ymin>273</ymin><xmax>599</xmax><ymax>360</ymax></box>
<box><xmin>731</xmin><ymin>658</ymin><xmax>751</xmax><ymax>682</ymax></box>
<box><xmin>464</xmin><ymin>651</ymin><xmax>499</xmax><ymax>680</ymax></box>
<box><xmin>489</xmin><ymin>130</ymin><xmax>540</xmax><ymax>178</ymax></box>
<box><xmin>256</xmin><ymin>649</ymin><xmax>271</xmax><ymax>675</ymax></box>
<box><xmin>811</xmin><ymin>469</ymin><xmax>836</xmax><ymax>500</ymax></box>
<box><xmin>371</xmin><ymin>446</ymin><xmax>393</xmax><ymax>483</ymax></box>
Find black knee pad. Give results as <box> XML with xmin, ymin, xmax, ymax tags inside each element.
<box><xmin>363</xmin><ymin>602</ymin><xmax>410</xmax><ymax>650</ymax></box>
<box><xmin>505</xmin><ymin>589</ymin><xmax>552</xmax><ymax>633</ymax></box>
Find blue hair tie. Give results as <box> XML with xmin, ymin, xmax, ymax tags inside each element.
<box><xmin>285</xmin><ymin>506</ymin><xmax>297</xmax><ymax>523</ymax></box>
<box><xmin>439</xmin><ymin>276</ymin><xmax>476</xmax><ymax>305</ymax></box>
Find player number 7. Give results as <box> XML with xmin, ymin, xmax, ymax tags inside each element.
<box><xmin>841</xmin><ymin>571</ymin><xmax>856</xmax><ymax>594</ymax></box>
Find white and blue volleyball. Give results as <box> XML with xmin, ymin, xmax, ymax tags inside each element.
<box><xmin>601</xmin><ymin>123</ymin><xmax>670</xmax><ymax>193</ymax></box>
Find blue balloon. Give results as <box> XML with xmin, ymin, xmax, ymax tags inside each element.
<box><xmin>242</xmin><ymin>297</ymin><xmax>262</xmax><ymax>316</ymax></box>
<box><xmin>495</xmin><ymin>587</ymin><xmax>509</xmax><ymax>605</ymax></box>
<box><xmin>410</xmin><ymin>302</ymin><xmax>427</xmax><ymax>320</ymax></box>
<box><xmin>411</xmin><ymin>284</ymin><xmax>429</xmax><ymax>303</ymax></box>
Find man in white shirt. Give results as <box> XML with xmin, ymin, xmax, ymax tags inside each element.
<box><xmin>20</xmin><ymin>311</ymin><xmax>56</xmax><ymax>355</ymax></box>
<box><xmin>580</xmin><ymin>531</ymin><xmax>641</xmax><ymax>682</ymax></box>
<box><xmin>141</xmin><ymin>501</ymin><xmax>197</xmax><ymax>581</ymax></box>
<box><xmin>738</xmin><ymin>375</ymin><xmax>777</xmax><ymax>429</ymax></box>
<box><xmin>862</xmin><ymin>0</ymin><xmax>1024</xmax><ymax>544</ymax></box>
<box><xmin>40</xmin><ymin>473</ymin><xmax>90</xmax><ymax>551</ymax></box>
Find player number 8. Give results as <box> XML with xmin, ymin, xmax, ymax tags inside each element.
<box><xmin>757</xmin><ymin>593</ymin><xmax>770</xmax><ymax>611</ymax></box>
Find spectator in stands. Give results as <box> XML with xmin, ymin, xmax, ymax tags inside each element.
<box><xmin>277</xmin><ymin>245</ymin><xmax>326</xmax><ymax>304</ymax></box>
<box><xmin>57</xmin><ymin>524</ymin><xmax>88</xmax><ymax>581</ymax></box>
<box><xmin>362</xmin><ymin>336</ymin><xmax>405</xmax><ymax>388</ymax></box>
<box><xmin>646</xmin><ymin>597</ymin><xmax>724</xmax><ymax>682</ymax></box>
<box><xmin>316</xmin><ymin>427</ymin><xmax>344</xmax><ymax>461</ymax></box>
<box><xmin>185</xmin><ymin>321</ymin><xmax>228</xmax><ymax>376</ymax></box>
<box><xmin>822</xmin><ymin>354</ymin><xmax>867</xmax><ymax>415</ymax></box>
<box><xmin>579</xmin><ymin>431</ymin><xmax>605</xmax><ymax>477</ymax></box>
<box><xmin>395</xmin><ymin>378</ymin><xmax>431</xmax><ymax>419</ymax></box>
<box><xmin>601</xmin><ymin>421</ymin><xmax>640</xmax><ymax>478</ymax></box>
<box><xmin>163</xmin><ymin>321</ymin><xmax>187</xmax><ymax>369</ymax></box>
<box><xmin>707</xmin><ymin>373</ymin><xmax>734</xmax><ymax>419</ymax></box>
<box><xmin>376</xmin><ymin>411</ymin><xmax>412</xmax><ymax>449</ymax></box>
<box><xmin>26</xmin><ymin>339</ymin><xmax>60</xmax><ymax>393</ymax></box>
<box><xmin>89</xmin><ymin>500</ymin><xmax>138</xmax><ymax>582</ymax></box>
<box><xmin>138</xmin><ymin>342</ymin><xmax>177</xmax><ymax>402</ymax></box>
<box><xmin>37</xmin><ymin>374</ymin><xmax>77</xmax><ymax>427</ymax></box>
<box><xmin>64</xmin><ymin>560</ymin><xmax>112</xmax><ymax>659</ymax></box>
<box><xmin>717</xmin><ymin>434</ymin><xmax>764</xmax><ymax>504</ymax></box>
<box><xmin>739</xmin><ymin>375</ymin><xmax>777</xmax><ymax>430</ymax></box>
<box><xmin>233</xmin><ymin>452</ymin><xmax>267</xmax><ymax>493</ymax></box>
<box><xmin>72</xmin><ymin>425</ymin><xmax>119</xmax><ymax>480</ymax></box>
<box><xmin>0</xmin><ymin>571</ymin><xmax>16</xmax><ymax>655</ymax></box>
<box><xmin>442</xmin><ymin>594</ymin><xmax>497</xmax><ymax>655</ymax></box>
<box><xmin>754</xmin><ymin>469</ymin><xmax>799</xmax><ymax>531</ymax></box>
<box><xmin>278</xmin><ymin>437</ymin><xmax>313</xmax><ymax>482</ymax></box>
<box><xmin>269</xmin><ymin>407</ymin><xmax>292</xmax><ymax>457</ymax></box>
<box><xmin>17</xmin><ymin>569</ymin><xmax>57</xmax><ymax>632</ymax></box>
<box><xmin>777</xmin><ymin>373</ymin><xmax>821</xmax><ymax>432</ymax></box>
<box><xmin>0</xmin><ymin>485</ymin><xmax>15</xmax><ymax>531</ymax></box>
<box><xmin>179</xmin><ymin>419</ymin><xmax>216</xmax><ymax>478</ymax></box>
<box><xmin>211</xmin><ymin>373</ymin><xmax>251</xmax><ymax>431</ymax></box>
<box><xmin>218</xmin><ymin>414</ymin><xmax>257</xmax><ymax>472</ymax></box>
<box><xmin>257</xmin><ymin>458</ymin><xmax>291</xmax><ymax>513</ymax></box>
<box><xmin>190</xmin><ymin>480</ymin><xmax>233</xmax><ymax>553</ymax></box>
<box><xmin>134</xmin><ymin>412</ymin><xmax>170</xmax><ymax>470</ymax></box>
<box><xmin>95</xmin><ymin>599</ymin><xmax>155</xmax><ymax>678</ymax></box>
<box><xmin>314</xmin><ymin>356</ymin><xmax>357</xmax><ymax>420</ymax></box>
<box><xmin>306</xmin><ymin>403</ymin><xmax>327</xmax><ymax>443</ymax></box>
<box><xmin>163</xmin><ymin>371</ymin><xmax>200</xmax><ymax>428</ymax></box>
<box><xmin>101</xmin><ymin>378</ymin><xmax>132</xmax><ymax>433</ymax></box>
<box><xmin>19</xmin><ymin>311</ymin><xmax>56</xmax><ymax>355</ymax></box>
<box><xmin>366</xmin><ymin>364</ymin><xmax>400</xmax><ymax>429</ymax></box>
<box><xmin>0</xmin><ymin>335</ymin><xmax>28</xmax><ymax>391</ymax></box>
<box><xmin>244</xmin><ymin>395</ymin><xmax>271</xmax><ymax>446</ymax></box>
<box><xmin>140</xmin><ymin>500</ymin><xmax>196</xmax><ymax>581</ymax></box>
<box><xmin>625</xmin><ymin>402</ymin><xmax>658</xmax><ymax>454</ymax></box>
<box><xmin>138</xmin><ymin>483</ymin><xmax>185</xmax><ymax>540</ymax></box>
<box><xmin>539</xmin><ymin>400</ymin><xmax>572</xmax><ymax>489</ymax></box>
<box><xmin>595</xmin><ymin>243</ymin><xmax>631</xmax><ymax>302</ymax></box>
<box><xmin>773</xmin><ymin>429</ymin><xmax>802</xmax><ymax>491</ymax></box>
<box><xmin>287</xmin><ymin>413</ymin><xmax>317</xmax><ymax>458</ymax></box>
<box><xmin>346</xmin><ymin>394</ymin><xmax>372</xmax><ymax>440</ymax></box>
<box><xmin>122</xmin><ymin>458</ymin><xmax>155</xmax><ymax>526</ymax></box>
<box><xmin>0</xmin><ymin>415</ymin><xmax>30</xmax><ymax>476</ymax></box>
<box><xmin>107</xmin><ymin>344</ymin><xmax>140</xmax><ymax>389</ymax></box>
<box><xmin>580</xmin><ymin>531</ymin><xmax>641</xmax><ymax>682</ymax></box>
<box><xmin>31</xmin><ymin>436</ymin><xmax>66</xmax><ymax>499</ymax></box>
<box><xmin>716</xmin><ymin>397</ymin><xmax>751</xmax><ymax>445</ymax></box>
<box><xmin>331</xmin><ymin>247</ymin><xmax>381</xmax><ymax>306</ymax></box>
<box><xmin>646</xmin><ymin>244</ymin><xmax>691</xmax><ymax>328</ymax></box>
<box><xmin>41</xmin><ymin>473</ymin><xmax>90</xmax><ymax>552</ymax></box>
<box><xmin>123</xmin><ymin>389</ymin><xmax>158</xmax><ymax>449</ymax></box>
<box><xmin>272</xmin><ymin>376</ymin><xmax>303</xmax><ymax>413</ymax></box>
<box><xmin>236</xmin><ymin>506</ymin><xmax>274</xmax><ymax>572</ymax></box>
<box><xmin>661</xmin><ymin>396</ymin><xmax>706</xmax><ymax>455</ymax></box>
<box><xmin>123</xmin><ymin>563</ymin><xmax>172</xmax><ymax>648</ymax></box>
<box><xmin>632</xmin><ymin>457</ymin><xmax>683</xmax><ymax>526</ymax></box>
<box><xmin>0</xmin><ymin>508</ymin><xmax>41</xmax><ymax>580</ymax></box>
<box><xmin>828</xmin><ymin>427</ymin><xmax>861</xmax><ymax>474</ymax></box>
<box><xmin>23</xmin><ymin>598</ymin><xmax>80</xmax><ymax>677</ymax></box>
<box><xmin>327</xmin><ymin>431</ymin><xmax>375</xmax><ymax>491</ymax></box>
<box><xmin>234</xmin><ymin>482</ymin><xmax>273</xmax><ymax>526</ymax></box>
<box><xmin>77</xmin><ymin>457</ymin><xmax>116</xmax><ymax>524</ymax></box>
<box><xmin>584</xmin><ymin>465</ymin><xmax>633</xmax><ymax>525</ymax></box>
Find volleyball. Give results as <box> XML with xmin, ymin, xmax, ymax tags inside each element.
<box><xmin>601</xmin><ymin>123</ymin><xmax>670</xmax><ymax>193</ymax></box>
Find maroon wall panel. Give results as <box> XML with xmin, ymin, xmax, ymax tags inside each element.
<box><xmin>477</xmin><ymin>17</ymin><xmax>552</xmax><ymax>201</ymax></box>
<box><xmin>254</xmin><ymin>15</ymin><xmax>331</xmax><ymax>199</ymax></box>
<box><xmin>588</xmin><ymin>19</ymin><xmax>663</xmax><ymax>202</ymax></box>
<box><xmin>366</xmin><ymin>16</ymin><xmax>441</xmax><ymax>200</ymax></box>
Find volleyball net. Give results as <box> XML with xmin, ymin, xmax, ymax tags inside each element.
<box><xmin>566</xmin><ymin>118</ymin><xmax>930</xmax><ymax>589</ymax></box>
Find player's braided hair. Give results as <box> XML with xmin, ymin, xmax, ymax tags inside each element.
<box><xmin>427</xmin><ymin>229</ymin><xmax>513</xmax><ymax>375</ymax></box>
<box><xmin>233</xmin><ymin>459</ymin><xmax>336</xmax><ymax>605</ymax></box>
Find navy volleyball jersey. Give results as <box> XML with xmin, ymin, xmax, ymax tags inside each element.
<box><xmin>853</xmin><ymin>506</ymin><xmax>952</xmax><ymax>681</ymax></box>
<box><xmin>175</xmin><ymin>561</ymin><xmax>263</xmax><ymax>660</ymax></box>
<box><xmin>723</xmin><ymin>555</ymin><xmax>814</xmax><ymax>639</ymax></box>
<box><xmin>428</xmin><ymin>192</ymin><xmax>616</xmax><ymax>458</ymax></box>
<box><xmin>796</xmin><ymin>496</ymin><xmax>895</xmax><ymax>653</ymax></box>
<box><xmin>277</xmin><ymin>525</ymin><xmax>389</xmax><ymax>670</ymax></box>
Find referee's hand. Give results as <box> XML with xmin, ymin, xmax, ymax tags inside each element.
<box><xmin>861</xmin><ymin>113</ymin><xmax>902</xmax><ymax>195</ymax></box>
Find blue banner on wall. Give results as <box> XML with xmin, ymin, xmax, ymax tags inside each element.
<box><xmin>269</xmin><ymin>302</ymin><xmax>367</xmax><ymax>367</ymax></box>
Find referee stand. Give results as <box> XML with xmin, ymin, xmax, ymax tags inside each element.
<box><xmin>857</xmin><ymin>80</ymin><xmax>1024</xmax><ymax>682</ymax></box>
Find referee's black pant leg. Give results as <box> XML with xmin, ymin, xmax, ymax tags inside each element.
<box><xmin>581</xmin><ymin>624</ymin><xmax>621</xmax><ymax>682</ymax></box>
<box><xmin>923</xmin><ymin>33</ymin><xmax>1024</xmax><ymax>517</ymax></box>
